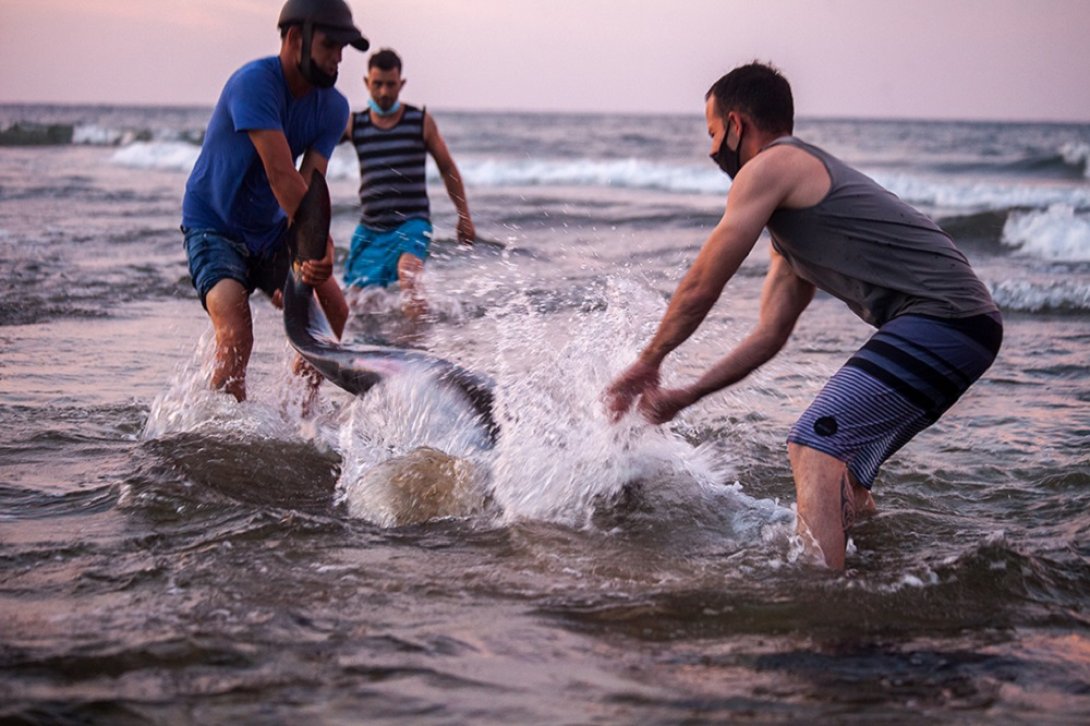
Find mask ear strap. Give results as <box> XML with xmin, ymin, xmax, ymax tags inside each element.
<box><xmin>726</xmin><ymin>113</ymin><xmax>739</xmax><ymax>151</ymax></box>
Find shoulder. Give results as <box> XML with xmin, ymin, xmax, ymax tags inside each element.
<box><xmin>743</xmin><ymin>137</ymin><xmax>829</xmax><ymax>208</ymax></box>
<box><xmin>418</xmin><ymin>107</ymin><xmax>440</xmax><ymax>135</ymax></box>
<box><xmin>223</xmin><ymin>58</ymin><xmax>287</xmax><ymax>130</ymax></box>
<box><xmin>757</xmin><ymin>137</ymin><xmax>820</xmax><ymax>171</ymax></box>
<box><xmin>229</xmin><ymin>57</ymin><xmax>281</xmax><ymax>89</ymax></box>
<box><xmin>224</xmin><ymin>57</ymin><xmax>285</xmax><ymax>111</ymax></box>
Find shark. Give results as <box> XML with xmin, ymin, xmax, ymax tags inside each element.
<box><xmin>281</xmin><ymin>170</ymin><xmax>499</xmax><ymax>442</ymax></box>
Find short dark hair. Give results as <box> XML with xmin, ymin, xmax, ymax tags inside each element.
<box><xmin>706</xmin><ymin>62</ymin><xmax>794</xmax><ymax>135</ymax></box>
<box><xmin>368</xmin><ymin>48</ymin><xmax>402</xmax><ymax>72</ymax></box>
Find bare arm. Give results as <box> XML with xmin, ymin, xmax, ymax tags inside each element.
<box><xmin>248</xmin><ymin>129</ymin><xmax>309</xmax><ymax>220</ymax></box>
<box><xmin>423</xmin><ymin>113</ymin><xmax>475</xmax><ymax>245</ymax></box>
<box><xmin>248</xmin><ymin>129</ymin><xmax>337</xmax><ymax>289</ymax></box>
<box><xmin>638</xmin><ymin>216</ymin><xmax>761</xmax><ymax>368</ymax></box>
<box><xmin>688</xmin><ymin>249</ymin><xmax>814</xmax><ymax>397</ymax></box>
<box><xmin>640</xmin><ymin>249</ymin><xmax>814</xmax><ymax>423</ymax></box>
<box><xmin>604</xmin><ymin>151</ymin><xmax>795</xmax><ymax>420</ymax></box>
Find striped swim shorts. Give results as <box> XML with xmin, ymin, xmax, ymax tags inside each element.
<box><xmin>787</xmin><ymin>312</ymin><xmax>1003</xmax><ymax>489</ymax></box>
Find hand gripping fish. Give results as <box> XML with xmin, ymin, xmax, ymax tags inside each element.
<box><xmin>281</xmin><ymin>171</ymin><xmax>499</xmax><ymax>441</ymax></box>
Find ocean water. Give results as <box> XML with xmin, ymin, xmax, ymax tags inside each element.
<box><xmin>1</xmin><ymin>103</ymin><xmax>1089</xmax><ymax>723</ymax></box>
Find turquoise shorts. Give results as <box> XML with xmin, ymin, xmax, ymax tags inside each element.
<box><xmin>343</xmin><ymin>219</ymin><xmax>432</xmax><ymax>288</ymax></box>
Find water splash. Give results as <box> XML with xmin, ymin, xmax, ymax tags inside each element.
<box><xmin>1001</xmin><ymin>203</ymin><xmax>1090</xmax><ymax>262</ymax></box>
<box><xmin>143</xmin><ymin>266</ymin><xmax>795</xmax><ymax>550</ymax></box>
<box><xmin>140</xmin><ymin>321</ymin><xmax>331</xmax><ymax>446</ymax></box>
<box><xmin>333</xmin><ymin>368</ymin><xmax>497</xmax><ymax>526</ymax></box>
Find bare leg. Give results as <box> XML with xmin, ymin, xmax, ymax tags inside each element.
<box><xmin>205</xmin><ymin>278</ymin><xmax>253</xmax><ymax>402</ymax></box>
<box><xmin>788</xmin><ymin>443</ymin><xmax>875</xmax><ymax>570</ymax></box>
<box><xmin>293</xmin><ymin>276</ymin><xmax>350</xmax><ymax>414</ymax></box>
<box><xmin>397</xmin><ymin>252</ymin><xmax>427</xmax><ymax>322</ymax></box>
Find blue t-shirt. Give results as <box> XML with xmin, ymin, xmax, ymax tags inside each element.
<box><xmin>182</xmin><ymin>56</ymin><xmax>348</xmax><ymax>255</ymax></box>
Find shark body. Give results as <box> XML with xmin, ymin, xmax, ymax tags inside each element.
<box><xmin>282</xmin><ymin>171</ymin><xmax>498</xmax><ymax>440</ymax></box>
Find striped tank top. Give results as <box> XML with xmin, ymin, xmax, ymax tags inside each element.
<box><xmin>350</xmin><ymin>104</ymin><xmax>430</xmax><ymax>230</ymax></box>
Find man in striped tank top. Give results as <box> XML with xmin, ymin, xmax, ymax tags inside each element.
<box><xmin>342</xmin><ymin>48</ymin><xmax>476</xmax><ymax>318</ymax></box>
<box><xmin>605</xmin><ymin>63</ymin><xmax>1002</xmax><ymax>571</ymax></box>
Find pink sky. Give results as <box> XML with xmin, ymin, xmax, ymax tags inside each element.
<box><xmin>2</xmin><ymin>0</ymin><xmax>1088</xmax><ymax>121</ymax></box>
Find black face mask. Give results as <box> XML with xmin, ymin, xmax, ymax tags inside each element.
<box><xmin>298</xmin><ymin>22</ymin><xmax>338</xmax><ymax>89</ymax></box>
<box><xmin>710</xmin><ymin>123</ymin><xmax>744</xmax><ymax>179</ymax></box>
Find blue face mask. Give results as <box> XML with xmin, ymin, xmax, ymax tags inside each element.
<box><xmin>368</xmin><ymin>98</ymin><xmax>401</xmax><ymax>117</ymax></box>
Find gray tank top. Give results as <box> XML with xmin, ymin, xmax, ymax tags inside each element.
<box><xmin>765</xmin><ymin>137</ymin><xmax>997</xmax><ymax>327</ymax></box>
<box><xmin>350</xmin><ymin>104</ymin><xmax>430</xmax><ymax>231</ymax></box>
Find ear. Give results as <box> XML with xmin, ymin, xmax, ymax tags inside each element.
<box><xmin>283</xmin><ymin>24</ymin><xmax>304</xmax><ymax>56</ymax></box>
<box><xmin>726</xmin><ymin>111</ymin><xmax>743</xmax><ymax>141</ymax></box>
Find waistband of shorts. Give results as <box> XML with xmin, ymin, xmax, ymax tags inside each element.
<box><xmin>356</xmin><ymin>217</ymin><xmax>432</xmax><ymax>234</ymax></box>
<box><xmin>898</xmin><ymin>311</ymin><xmax>1003</xmax><ymax>356</ymax></box>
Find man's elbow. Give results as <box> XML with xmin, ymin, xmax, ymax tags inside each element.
<box><xmin>683</xmin><ymin>271</ymin><xmax>725</xmax><ymax>307</ymax></box>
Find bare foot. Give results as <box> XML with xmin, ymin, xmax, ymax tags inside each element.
<box><xmin>403</xmin><ymin>294</ymin><xmax>428</xmax><ymax>322</ymax></box>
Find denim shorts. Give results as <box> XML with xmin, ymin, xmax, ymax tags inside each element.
<box><xmin>183</xmin><ymin>228</ymin><xmax>289</xmax><ymax>309</ymax></box>
<box><xmin>788</xmin><ymin>312</ymin><xmax>1003</xmax><ymax>488</ymax></box>
<box><xmin>342</xmin><ymin>219</ymin><xmax>432</xmax><ymax>288</ymax></box>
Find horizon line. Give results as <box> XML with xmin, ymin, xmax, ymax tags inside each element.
<box><xmin>1</xmin><ymin>99</ymin><xmax>1088</xmax><ymax>127</ymax></box>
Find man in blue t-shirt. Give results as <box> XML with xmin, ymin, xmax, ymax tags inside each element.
<box><xmin>181</xmin><ymin>0</ymin><xmax>369</xmax><ymax>402</ymax></box>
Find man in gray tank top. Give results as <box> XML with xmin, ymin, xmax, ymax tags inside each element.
<box><xmin>605</xmin><ymin>62</ymin><xmax>1002</xmax><ymax>571</ymax></box>
<box><xmin>342</xmin><ymin>48</ymin><xmax>476</xmax><ymax>319</ymax></box>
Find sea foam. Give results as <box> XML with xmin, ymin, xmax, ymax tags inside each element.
<box><xmin>1059</xmin><ymin>140</ymin><xmax>1090</xmax><ymax>179</ymax></box>
<box><xmin>110</xmin><ymin>141</ymin><xmax>201</xmax><ymax>172</ymax></box>
<box><xmin>1001</xmin><ymin>204</ymin><xmax>1090</xmax><ymax>262</ymax></box>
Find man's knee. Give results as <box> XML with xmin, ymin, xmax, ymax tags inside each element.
<box><xmin>788</xmin><ymin>442</ymin><xmax>871</xmax><ymax>529</ymax></box>
<box><xmin>206</xmin><ymin>279</ymin><xmax>253</xmax><ymax>350</ymax></box>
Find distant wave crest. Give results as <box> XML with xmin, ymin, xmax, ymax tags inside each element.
<box><xmin>1001</xmin><ymin>204</ymin><xmax>1090</xmax><ymax>262</ymax></box>
<box><xmin>102</xmin><ymin>139</ymin><xmax>1090</xmax><ymax>263</ymax></box>
<box><xmin>0</xmin><ymin>122</ymin><xmax>202</xmax><ymax>147</ymax></box>
<box><xmin>1059</xmin><ymin>141</ymin><xmax>1090</xmax><ymax>179</ymax></box>
<box><xmin>873</xmin><ymin>171</ymin><xmax>1090</xmax><ymax>212</ymax></box>
<box><xmin>991</xmin><ymin>278</ymin><xmax>1090</xmax><ymax>314</ymax></box>
<box><xmin>110</xmin><ymin>141</ymin><xmax>201</xmax><ymax>171</ymax></box>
